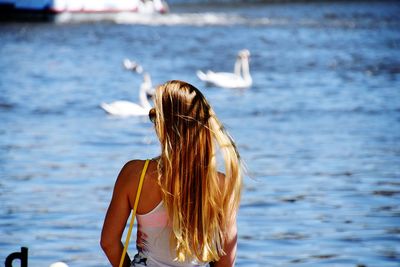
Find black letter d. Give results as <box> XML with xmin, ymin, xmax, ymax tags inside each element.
<box><xmin>5</xmin><ymin>247</ymin><xmax>28</xmax><ymax>267</ymax></box>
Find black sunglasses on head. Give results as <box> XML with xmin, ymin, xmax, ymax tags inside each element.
<box><xmin>149</xmin><ymin>108</ymin><xmax>156</xmax><ymax>123</ymax></box>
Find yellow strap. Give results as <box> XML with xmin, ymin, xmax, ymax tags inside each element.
<box><xmin>119</xmin><ymin>159</ymin><xmax>149</xmax><ymax>267</ymax></box>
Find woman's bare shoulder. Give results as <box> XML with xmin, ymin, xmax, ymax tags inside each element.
<box><xmin>115</xmin><ymin>160</ymin><xmax>148</xmax><ymax>188</ymax></box>
<box><xmin>121</xmin><ymin>159</ymin><xmax>146</xmax><ymax>172</ymax></box>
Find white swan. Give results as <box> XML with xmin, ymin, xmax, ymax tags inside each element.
<box><xmin>197</xmin><ymin>49</ymin><xmax>252</xmax><ymax>89</ymax></box>
<box><xmin>100</xmin><ymin>61</ymin><xmax>153</xmax><ymax>117</ymax></box>
<box><xmin>123</xmin><ymin>59</ymin><xmax>156</xmax><ymax>96</ymax></box>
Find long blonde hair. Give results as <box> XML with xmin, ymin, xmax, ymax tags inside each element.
<box><xmin>152</xmin><ymin>80</ymin><xmax>242</xmax><ymax>262</ymax></box>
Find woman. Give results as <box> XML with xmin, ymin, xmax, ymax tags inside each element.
<box><xmin>101</xmin><ymin>80</ymin><xmax>242</xmax><ymax>267</ymax></box>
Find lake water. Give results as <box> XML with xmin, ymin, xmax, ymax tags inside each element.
<box><xmin>0</xmin><ymin>1</ymin><xmax>400</xmax><ymax>266</ymax></box>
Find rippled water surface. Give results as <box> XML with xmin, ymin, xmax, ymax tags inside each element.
<box><xmin>1</xmin><ymin>1</ymin><xmax>400</xmax><ymax>266</ymax></box>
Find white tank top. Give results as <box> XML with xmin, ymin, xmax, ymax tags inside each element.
<box><xmin>135</xmin><ymin>201</ymin><xmax>208</xmax><ymax>267</ymax></box>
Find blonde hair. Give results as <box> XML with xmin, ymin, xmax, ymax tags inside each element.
<box><xmin>152</xmin><ymin>80</ymin><xmax>242</xmax><ymax>262</ymax></box>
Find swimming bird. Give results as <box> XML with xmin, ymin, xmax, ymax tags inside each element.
<box><xmin>123</xmin><ymin>58</ymin><xmax>143</xmax><ymax>74</ymax></box>
<box><xmin>100</xmin><ymin>61</ymin><xmax>153</xmax><ymax>117</ymax></box>
<box><xmin>197</xmin><ymin>49</ymin><xmax>252</xmax><ymax>89</ymax></box>
<box><xmin>123</xmin><ymin>59</ymin><xmax>156</xmax><ymax>96</ymax></box>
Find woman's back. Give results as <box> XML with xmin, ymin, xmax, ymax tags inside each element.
<box><xmin>131</xmin><ymin>160</ymin><xmax>162</xmax><ymax>215</ymax></box>
<box><xmin>128</xmin><ymin>159</ymin><xmax>208</xmax><ymax>267</ymax></box>
<box><xmin>101</xmin><ymin>81</ymin><xmax>241</xmax><ymax>267</ymax></box>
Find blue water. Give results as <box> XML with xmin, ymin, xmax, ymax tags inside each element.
<box><xmin>1</xmin><ymin>1</ymin><xmax>400</xmax><ymax>266</ymax></box>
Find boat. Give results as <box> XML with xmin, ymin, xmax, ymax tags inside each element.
<box><xmin>0</xmin><ymin>0</ymin><xmax>169</xmax><ymax>21</ymax></box>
